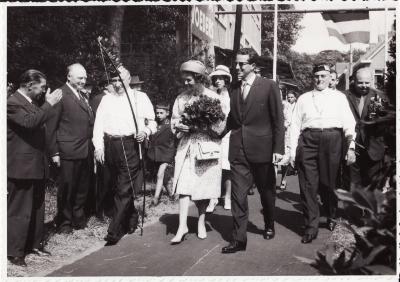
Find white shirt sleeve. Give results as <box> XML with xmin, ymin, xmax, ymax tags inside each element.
<box><xmin>92</xmin><ymin>98</ymin><xmax>106</xmax><ymax>152</ymax></box>
<box><xmin>140</xmin><ymin>92</ymin><xmax>157</xmax><ymax>136</ymax></box>
<box><xmin>290</xmin><ymin>98</ymin><xmax>303</xmax><ymax>160</ymax></box>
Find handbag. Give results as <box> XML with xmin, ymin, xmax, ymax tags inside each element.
<box><xmin>196</xmin><ymin>141</ymin><xmax>221</xmax><ymax>161</ymax></box>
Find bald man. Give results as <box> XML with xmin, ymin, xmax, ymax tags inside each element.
<box><xmin>345</xmin><ymin>67</ymin><xmax>386</xmax><ymax>190</ymax></box>
<box><xmin>46</xmin><ymin>63</ymin><xmax>94</xmax><ymax>234</ymax></box>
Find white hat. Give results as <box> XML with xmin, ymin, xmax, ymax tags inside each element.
<box><xmin>210</xmin><ymin>65</ymin><xmax>232</xmax><ymax>82</ymax></box>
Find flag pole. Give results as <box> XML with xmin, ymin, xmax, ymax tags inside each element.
<box><xmin>384</xmin><ymin>7</ymin><xmax>388</xmax><ymax>77</ymax></box>
<box><xmin>272</xmin><ymin>2</ymin><xmax>278</xmax><ymax>81</ymax></box>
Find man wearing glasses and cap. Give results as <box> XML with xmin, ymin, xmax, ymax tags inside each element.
<box><xmin>290</xmin><ymin>64</ymin><xmax>356</xmax><ymax>244</ymax></box>
<box><xmin>93</xmin><ymin>66</ymin><xmax>157</xmax><ymax>245</ymax></box>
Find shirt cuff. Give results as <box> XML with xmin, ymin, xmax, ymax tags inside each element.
<box><xmin>143</xmin><ymin>127</ymin><xmax>152</xmax><ymax>137</ymax></box>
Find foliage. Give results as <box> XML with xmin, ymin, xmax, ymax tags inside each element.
<box><xmin>314</xmin><ymin>111</ymin><xmax>396</xmax><ymax>275</ymax></box>
<box><xmin>261</xmin><ymin>4</ymin><xmax>304</xmax><ymax>56</ymax></box>
<box><xmin>7</xmin><ymin>6</ymin><xmax>111</xmax><ymax>89</ymax></box>
<box><xmin>385</xmin><ymin>20</ymin><xmax>396</xmax><ymax>105</ymax></box>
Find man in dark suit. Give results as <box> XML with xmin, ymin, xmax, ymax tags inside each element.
<box><xmin>345</xmin><ymin>67</ymin><xmax>386</xmax><ymax>190</ymax></box>
<box><xmin>46</xmin><ymin>63</ymin><xmax>94</xmax><ymax>234</ymax></box>
<box><xmin>7</xmin><ymin>69</ymin><xmax>62</xmax><ymax>266</ymax></box>
<box><xmin>222</xmin><ymin>48</ymin><xmax>285</xmax><ymax>254</ymax></box>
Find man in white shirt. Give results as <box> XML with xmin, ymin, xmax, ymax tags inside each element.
<box><xmin>290</xmin><ymin>64</ymin><xmax>356</xmax><ymax>244</ymax></box>
<box><xmin>93</xmin><ymin>66</ymin><xmax>157</xmax><ymax>245</ymax></box>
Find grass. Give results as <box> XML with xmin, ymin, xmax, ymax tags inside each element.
<box><xmin>7</xmin><ymin>181</ymin><xmax>179</xmax><ymax>277</ymax></box>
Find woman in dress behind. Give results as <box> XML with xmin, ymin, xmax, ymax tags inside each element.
<box><xmin>170</xmin><ymin>60</ymin><xmax>228</xmax><ymax>244</ymax></box>
<box><xmin>206</xmin><ymin>65</ymin><xmax>232</xmax><ymax>212</ymax></box>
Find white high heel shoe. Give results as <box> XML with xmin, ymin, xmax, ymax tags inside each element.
<box><xmin>206</xmin><ymin>199</ymin><xmax>218</xmax><ymax>213</ymax></box>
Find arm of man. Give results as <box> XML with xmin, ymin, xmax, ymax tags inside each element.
<box><xmin>268</xmin><ymin>81</ymin><xmax>285</xmax><ymax>162</ymax></box>
<box><xmin>92</xmin><ymin>98</ymin><xmax>106</xmax><ymax>164</ymax></box>
<box><xmin>45</xmin><ymin>99</ymin><xmax>63</xmax><ymax>158</ymax></box>
<box><xmin>7</xmin><ymin>100</ymin><xmax>52</xmax><ymax>130</ymax></box>
<box><xmin>139</xmin><ymin>92</ymin><xmax>157</xmax><ymax>138</ymax></box>
<box><xmin>340</xmin><ymin>94</ymin><xmax>357</xmax><ymax>165</ymax></box>
<box><xmin>289</xmin><ymin>99</ymin><xmax>302</xmax><ymax>168</ymax></box>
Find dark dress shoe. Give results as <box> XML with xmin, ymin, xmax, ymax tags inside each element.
<box><xmin>104</xmin><ymin>234</ymin><xmax>120</xmax><ymax>246</ymax></box>
<box><xmin>127</xmin><ymin>224</ymin><xmax>138</xmax><ymax>234</ymax></box>
<box><xmin>301</xmin><ymin>233</ymin><xmax>317</xmax><ymax>244</ymax></box>
<box><xmin>57</xmin><ymin>226</ymin><xmax>73</xmax><ymax>234</ymax></box>
<box><xmin>263</xmin><ymin>228</ymin><xmax>275</xmax><ymax>240</ymax></box>
<box><xmin>327</xmin><ymin>219</ymin><xmax>337</xmax><ymax>231</ymax></box>
<box><xmin>221</xmin><ymin>241</ymin><xmax>246</xmax><ymax>254</ymax></box>
<box><xmin>8</xmin><ymin>256</ymin><xmax>27</xmax><ymax>267</ymax></box>
<box><xmin>247</xmin><ymin>188</ymin><xmax>255</xmax><ymax>195</ymax></box>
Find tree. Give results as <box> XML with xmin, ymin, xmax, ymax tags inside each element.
<box><xmin>261</xmin><ymin>4</ymin><xmax>304</xmax><ymax>56</ymax></box>
<box><xmin>108</xmin><ymin>6</ymin><xmax>126</xmax><ymax>58</ymax></box>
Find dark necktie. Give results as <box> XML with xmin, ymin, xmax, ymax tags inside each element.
<box><xmin>78</xmin><ymin>91</ymin><xmax>94</xmax><ymax>120</ymax></box>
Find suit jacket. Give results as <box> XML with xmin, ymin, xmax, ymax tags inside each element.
<box><xmin>147</xmin><ymin>121</ymin><xmax>176</xmax><ymax>163</ymax></box>
<box><xmin>345</xmin><ymin>87</ymin><xmax>386</xmax><ymax>161</ymax></box>
<box><xmin>46</xmin><ymin>84</ymin><xmax>94</xmax><ymax>160</ymax></box>
<box><xmin>227</xmin><ymin>76</ymin><xmax>285</xmax><ymax>163</ymax></box>
<box><xmin>7</xmin><ymin>91</ymin><xmax>51</xmax><ymax>179</ymax></box>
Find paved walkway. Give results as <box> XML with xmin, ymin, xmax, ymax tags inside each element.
<box><xmin>49</xmin><ymin>175</ymin><xmax>331</xmax><ymax>276</ymax></box>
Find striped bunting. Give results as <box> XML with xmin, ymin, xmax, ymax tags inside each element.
<box><xmin>322</xmin><ymin>11</ymin><xmax>370</xmax><ymax>44</ymax></box>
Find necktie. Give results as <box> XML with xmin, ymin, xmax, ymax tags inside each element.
<box><xmin>78</xmin><ymin>91</ymin><xmax>94</xmax><ymax>120</ymax></box>
<box><xmin>242</xmin><ymin>81</ymin><xmax>249</xmax><ymax>100</ymax></box>
<box><xmin>358</xmin><ymin>95</ymin><xmax>365</xmax><ymax>116</ymax></box>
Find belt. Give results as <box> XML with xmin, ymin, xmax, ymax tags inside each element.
<box><xmin>303</xmin><ymin>127</ymin><xmax>342</xmax><ymax>132</ymax></box>
<box><xmin>104</xmin><ymin>133</ymin><xmax>135</xmax><ymax>141</ymax></box>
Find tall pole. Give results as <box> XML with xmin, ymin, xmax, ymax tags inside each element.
<box><xmin>233</xmin><ymin>5</ymin><xmax>243</xmax><ymax>55</ymax></box>
<box><xmin>384</xmin><ymin>7</ymin><xmax>388</xmax><ymax>77</ymax></box>
<box><xmin>272</xmin><ymin>3</ymin><xmax>278</xmax><ymax>81</ymax></box>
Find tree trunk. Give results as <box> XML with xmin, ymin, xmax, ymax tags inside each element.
<box><xmin>108</xmin><ymin>6</ymin><xmax>125</xmax><ymax>58</ymax></box>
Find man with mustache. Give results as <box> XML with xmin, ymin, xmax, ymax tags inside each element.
<box><xmin>344</xmin><ymin>67</ymin><xmax>386</xmax><ymax>190</ymax></box>
<box><xmin>93</xmin><ymin>66</ymin><xmax>156</xmax><ymax>245</ymax></box>
<box><xmin>290</xmin><ymin>64</ymin><xmax>356</xmax><ymax>244</ymax></box>
<box><xmin>8</xmin><ymin>70</ymin><xmax>62</xmax><ymax>266</ymax></box>
<box><xmin>46</xmin><ymin>63</ymin><xmax>94</xmax><ymax>234</ymax></box>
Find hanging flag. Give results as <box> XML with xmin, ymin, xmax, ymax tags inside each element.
<box><xmin>322</xmin><ymin>11</ymin><xmax>370</xmax><ymax>44</ymax></box>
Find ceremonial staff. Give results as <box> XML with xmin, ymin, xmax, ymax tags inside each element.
<box><xmin>97</xmin><ymin>36</ymin><xmax>147</xmax><ymax>236</ymax></box>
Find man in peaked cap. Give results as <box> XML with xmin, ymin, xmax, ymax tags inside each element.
<box><xmin>290</xmin><ymin>64</ymin><xmax>356</xmax><ymax>243</ymax></box>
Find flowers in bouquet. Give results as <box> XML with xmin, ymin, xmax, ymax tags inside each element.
<box><xmin>368</xmin><ymin>94</ymin><xmax>386</xmax><ymax>120</ymax></box>
<box><xmin>181</xmin><ymin>94</ymin><xmax>225</xmax><ymax>131</ymax></box>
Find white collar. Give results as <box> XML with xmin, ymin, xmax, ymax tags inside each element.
<box><xmin>66</xmin><ymin>82</ymin><xmax>80</xmax><ymax>98</ymax></box>
<box><xmin>242</xmin><ymin>72</ymin><xmax>256</xmax><ymax>86</ymax></box>
<box><xmin>17</xmin><ymin>90</ymin><xmax>32</xmax><ymax>103</ymax></box>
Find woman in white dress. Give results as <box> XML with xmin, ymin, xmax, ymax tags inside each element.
<box><xmin>170</xmin><ymin>60</ymin><xmax>228</xmax><ymax>244</ymax></box>
<box><xmin>206</xmin><ymin>65</ymin><xmax>232</xmax><ymax>212</ymax></box>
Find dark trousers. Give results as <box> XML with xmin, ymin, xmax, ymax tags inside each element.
<box><xmin>57</xmin><ymin>157</ymin><xmax>91</xmax><ymax>229</ymax></box>
<box><xmin>297</xmin><ymin>129</ymin><xmax>343</xmax><ymax>235</ymax></box>
<box><xmin>230</xmin><ymin>145</ymin><xmax>276</xmax><ymax>244</ymax></box>
<box><xmin>105</xmin><ymin>136</ymin><xmax>140</xmax><ymax>240</ymax></box>
<box><xmin>95</xmin><ymin>162</ymin><xmax>114</xmax><ymax>218</ymax></box>
<box><xmin>349</xmin><ymin>151</ymin><xmax>383</xmax><ymax>190</ymax></box>
<box><xmin>7</xmin><ymin>179</ymin><xmax>45</xmax><ymax>257</ymax></box>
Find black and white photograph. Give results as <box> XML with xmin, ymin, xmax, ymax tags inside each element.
<box><xmin>2</xmin><ymin>0</ymin><xmax>398</xmax><ymax>279</ymax></box>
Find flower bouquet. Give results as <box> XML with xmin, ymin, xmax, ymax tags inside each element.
<box><xmin>181</xmin><ymin>94</ymin><xmax>225</xmax><ymax>134</ymax></box>
<box><xmin>367</xmin><ymin>93</ymin><xmax>387</xmax><ymax>121</ymax></box>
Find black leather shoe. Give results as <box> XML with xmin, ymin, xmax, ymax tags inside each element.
<box><xmin>57</xmin><ymin>225</ymin><xmax>73</xmax><ymax>234</ymax></box>
<box><xmin>29</xmin><ymin>248</ymin><xmax>51</xmax><ymax>256</ymax></box>
<box><xmin>263</xmin><ymin>228</ymin><xmax>275</xmax><ymax>240</ymax></box>
<box><xmin>301</xmin><ymin>233</ymin><xmax>317</xmax><ymax>244</ymax></box>
<box><xmin>327</xmin><ymin>219</ymin><xmax>337</xmax><ymax>232</ymax></box>
<box><xmin>247</xmin><ymin>188</ymin><xmax>255</xmax><ymax>195</ymax></box>
<box><xmin>221</xmin><ymin>241</ymin><xmax>246</xmax><ymax>254</ymax></box>
<box><xmin>127</xmin><ymin>224</ymin><xmax>137</xmax><ymax>234</ymax></box>
<box><xmin>8</xmin><ymin>256</ymin><xmax>27</xmax><ymax>267</ymax></box>
<box><xmin>104</xmin><ymin>234</ymin><xmax>120</xmax><ymax>246</ymax></box>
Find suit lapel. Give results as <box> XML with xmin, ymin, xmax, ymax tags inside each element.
<box><xmin>361</xmin><ymin>91</ymin><xmax>374</xmax><ymax>120</ymax></box>
<box><xmin>14</xmin><ymin>91</ymin><xmax>38</xmax><ymax>112</ymax></box>
<box><xmin>347</xmin><ymin>92</ymin><xmax>360</xmax><ymax>119</ymax></box>
<box><xmin>64</xmin><ymin>85</ymin><xmax>90</xmax><ymax>114</ymax></box>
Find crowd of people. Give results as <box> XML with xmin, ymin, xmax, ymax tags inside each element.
<box><xmin>7</xmin><ymin>47</ymin><xmax>389</xmax><ymax>266</ymax></box>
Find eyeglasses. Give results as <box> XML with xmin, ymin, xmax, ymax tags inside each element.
<box><xmin>111</xmin><ymin>78</ymin><xmax>121</xmax><ymax>83</ymax></box>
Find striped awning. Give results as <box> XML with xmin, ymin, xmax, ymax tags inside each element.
<box><xmin>322</xmin><ymin>11</ymin><xmax>370</xmax><ymax>44</ymax></box>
